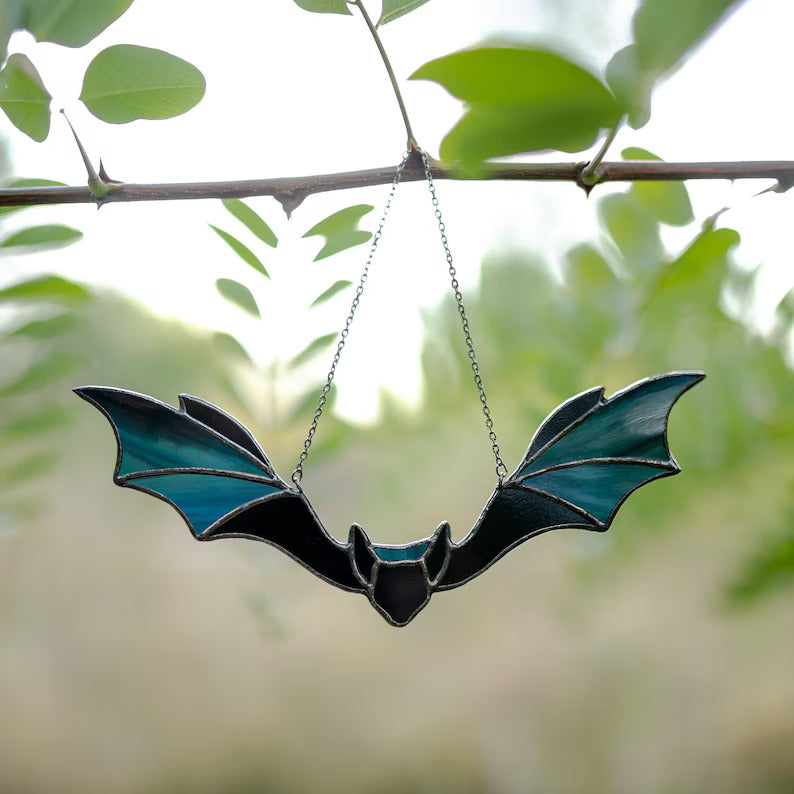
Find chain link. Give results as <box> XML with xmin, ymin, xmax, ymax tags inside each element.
<box><xmin>292</xmin><ymin>150</ymin><xmax>411</xmax><ymax>486</ymax></box>
<box><xmin>418</xmin><ymin>149</ymin><xmax>508</xmax><ymax>483</ymax></box>
<box><xmin>292</xmin><ymin>146</ymin><xmax>507</xmax><ymax>487</ymax></box>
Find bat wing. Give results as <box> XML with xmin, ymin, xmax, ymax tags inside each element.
<box><xmin>437</xmin><ymin>372</ymin><xmax>704</xmax><ymax>589</ymax></box>
<box><xmin>75</xmin><ymin>386</ymin><xmax>363</xmax><ymax>592</ymax></box>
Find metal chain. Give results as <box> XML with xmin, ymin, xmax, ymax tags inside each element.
<box><xmin>418</xmin><ymin>148</ymin><xmax>508</xmax><ymax>483</ymax></box>
<box><xmin>292</xmin><ymin>150</ymin><xmax>411</xmax><ymax>486</ymax></box>
<box><xmin>292</xmin><ymin>146</ymin><xmax>507</xmax><ymax>486</ymax></box>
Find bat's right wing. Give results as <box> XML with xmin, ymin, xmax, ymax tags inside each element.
<box><xmin>437</xmin><ymin>372</ymin><xmax>704</xmax><ymax>589</ymax></box>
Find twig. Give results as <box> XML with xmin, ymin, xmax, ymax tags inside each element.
<box><xmin>349</xmin><ymin>0</ymin><xmax>416</xmax><ymax>148</ymax></box>
<box><xmin>1</xmin><ymin>160</ymin><xmax>793</xmax><ymax>210</ymax></box>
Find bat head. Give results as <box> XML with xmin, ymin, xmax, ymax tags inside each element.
<box><xmin>348</xmin><ymin>522</ymin><xmax>452</xmax><ymax>626</ymax></box>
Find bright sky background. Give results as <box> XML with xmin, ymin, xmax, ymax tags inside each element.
<box><xmin>2</xmin><ymin>0</ymin><xmax>793</xmax><ymax>421</ymax></box>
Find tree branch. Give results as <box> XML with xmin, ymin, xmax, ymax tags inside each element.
<box><xmin>1</xmin><ymin>159</ymin><xmax>793</xmax><ymax>212</ymax></box>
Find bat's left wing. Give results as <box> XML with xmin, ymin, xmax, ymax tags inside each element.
<box><xmin>75</xmin><ymin>387</ymin><xmax>363</xmax><ymax>592</ymax></box>
<box><xmin>437</xmin><ymin>372</ymin><xmax>704</xmax><ymax>589</ymax></box>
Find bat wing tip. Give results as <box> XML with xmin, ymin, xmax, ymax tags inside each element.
<box><xmin>666</xmin><ymin>370</ymin><xmax>706</xmax><ymax>404</ymax></box>
<box><xmin>683</xmin><ymin>370</ymin><xmax>706</xmax><ymax>383</ymax></box>
<box><xmin>670</xmin><ymin>370</ymin><xmax>706</xmax><ymax>389</ymax></box>
<box><xmin>74</xmin><ymin>385</ymin><xmax>101</xmax><ymax>402</ymax></box>
<box><xmin>74</xmin><ymin>384</ymin><xmax>114</xmax><ymax>398</ymax></box>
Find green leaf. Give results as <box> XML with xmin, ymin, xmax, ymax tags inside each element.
<box><xmin>598</xmin><ymin>192</ymin><xmax>664</xmax><ymax>275</ymax></box>
<box><xmin>564</xmin><ymin>243</ymin><xmax>616</xmax><ymax>291</ymax></box>
<box><xmin>288</xmin><ymin>332</ymin><xmax>337</xmax><ymax>369</ymax></box>
<box><xmin>0</xmin><ymin>178</ymin><xmax>66</xmax><ymax>216</ymax></box>
<box><xmin>4</xmin><ymin>178</ymin><xmax>66</xmax><ymax>187</ymax></box>
<box><xmin>621</xmin><ymin>146</ymin><xmax>660</xmax><ymax>159</ymax></box>
<box><xmin>378</xmin><ymin>0</ymin><xmax>431</xmax><ymax>25</ymax></box>
<box><xmin>622</xmin><ymin>147</ymin><xmax>694</xmax><ymax>227</ymax></box>
<box><xmin>0</xmin><ymin>224</ymin><xmax>82</xmax><ymax>249</ymax></box>
<box><xmin>310</xmin><ymin>280</ymin><xmax>352</xmax><ymax>307</ymax></box>
<box><xmin>774</xmin><ymin>288</ymin><xmax>794</xmax><ymax>332</ymax></box>
<box><xmin>292</xmin><ymin>0</ymin><xmax>352</xmax><ymax>14</ymax></box>
<box><xmin>212</xmin><ymin>331</ymin><xmax>253</xmax><ymax>364</ymax></box>
<box><xmin>0</xmin><ymin>352</ymin><xmax>82</xmax><ymax>396</ymax></box>
<box><xmin>1</xmin><ymin>1</ymin><xmax>23</xmax><ymax>63</ymax></box>
<box><xmin>302</xmin><ymin>204</ymin><xmax>373</xmax><ymax>261</ymax></box>
<box><xmin>0</xmin><ymin>53</ymin><xmax>51</xmax><ymax>142</ymax></box>
<box><xmin>411</xmin><ymin>47</ymin><xmax>621</xmax><ymax>164</ymax></box>
<box><xmin>653</xmin><ymin>227</ymin><xmax>740</xmax><ymax>297</ymax></box>
<box><xmin>22</xmin><ymin>0</ymin><xmax>133</xmax><ymax>47</ymax></box>
<box><xmin>5</xmin><ymin>313</ymin><xmax>76</xmax><ymax>339</ymax></box>
<box><xmin>605</xmin><ymin>45</ymin><xmax>652</xmax><ymax>129</ymax></box>
<box><xmin>215</xmin><ymin>278</ymin><xmax>260</xmax><ymax>318</ymax></box>
<box><xmin>80</xmin><ymin>45</ymin><xmax>206</xmax><ymax>123</ymax></box>
<box><xmin>633</xmin><ymin>0</ymin><xmax>744</xmax><ymax>76</ymax></box>
<box><xmin>438</xmin><ymin>103</ymin><xmax>609</xmax><ymax>163</ymax></box>
<box><xmin>0</xmin><ymin>275</ymin><xmax>90</xmax><ymax>304</ymax></box>
<box><xmin>209</xmin><ymin>225</ymin><xmax>270</xmax><ymax>277</ymax></box>
<box><xmin>221</xmin><ymin>199</ymin><xmax>278</xmax><ymax>247</ymax></box>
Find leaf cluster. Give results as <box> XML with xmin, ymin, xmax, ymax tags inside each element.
<box><xmin>0</xmin><ymin>273</ymin><xmax>91</xmax><ymax>519</ymax></box>
<box><xmin>0</xmin><ymin>0</ymin><xmax>205</xmax><ymax>142</ymax></box>
<box><xmin>408</xmin><ymin>0</ymin><xmax>743</xmax><ymax>167</ymax></box>
<box><xmin>208</xmin><ymin>196</ymin><xmax>377</xmax><ymax>434</ymax></box>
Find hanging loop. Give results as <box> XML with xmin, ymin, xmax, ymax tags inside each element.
<box><xmin>292</xmin><ymin>146</ymin><xmax>507</xmax><ymax>487</ymax></box>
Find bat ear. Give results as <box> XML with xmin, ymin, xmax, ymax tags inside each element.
<box><xmin>348</xmin><ymin>524</ymin><xmax>377</xmax><ymax>586</ymax></box>
<box><xmin>424</xmin><ymin>521</ymin><xmax>451</xmax><ymax>586</ymax></box>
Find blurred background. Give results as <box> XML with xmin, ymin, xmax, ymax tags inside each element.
<box><xmin>1</xmin><ymin>1</ymin><xmax>793</xmax><ymax>792</ymax></box>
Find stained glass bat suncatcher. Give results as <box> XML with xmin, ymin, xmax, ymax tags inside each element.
<box><xmin>75</xmin><ymin>371</ymin><xmax>703</xmax><ymax>626</ymax></box>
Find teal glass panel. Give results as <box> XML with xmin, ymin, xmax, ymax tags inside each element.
<box><xmin>134</xmin><ymin>472</ymin><xmax>282</xmax><ymax>535</ymax></box>
<box><xmin>521</xmin><ymin>374</ymin><xmax>698</xmax><ymax>475</ymax></box>
<box><xmin>89</xmin><ymin>391</ymin><xmax>269</xmax><ymax>478</ymax></box>
<box><xmin>522</xmin><ymin>462</ymin><xmax>667</xmax><ymax>524</ymax></box>
<box><xmin>374</xmin><ymin>543</ymin><xmax>429</xmax><ymax>562</ymax></box>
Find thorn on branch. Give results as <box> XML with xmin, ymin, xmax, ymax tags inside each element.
<box><xmin>753</xmin><ymin>173</ymin><xmax>794</xmax><ymax>197</ymax></box>
<box><xmin>574</xmin><ymin>162</ymin><xmax>596</xmax><ymax>197</ymax></box>
<box><xmin>275</xmin><ymin>190</ymin><xmax>308</xmax><ymax>218</ymax></box>
<box><xmin>60</xmin><ymin>110</ymin><xmax>120</xmax><ymax>207</ymax></box>
<box><xmin>98</xmin><ymin>160</ymin><xmax>121</xmax><ymax>186</ymax></box>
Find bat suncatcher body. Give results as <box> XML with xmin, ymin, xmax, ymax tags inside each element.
<box><xmin>76</xmin><ymin>371</ymin><xmax>703</xmax><ymax>626</ymax></box>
